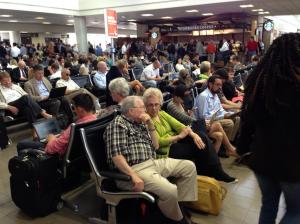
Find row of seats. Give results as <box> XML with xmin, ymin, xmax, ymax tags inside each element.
<box><xmin>57</xmin><ymin>110</ymin><xmax>155</xmax><ymax>224</ymax></box>
<box><xmin>1</xmin><ymin>73</ymin><xmax>106</xmax><ymax>129</ymax></box>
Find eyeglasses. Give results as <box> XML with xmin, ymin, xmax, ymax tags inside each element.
<box><xmin>132</xmin><ymin>106</ymin><xmax>146</xmax><ymax>110</ymax></box>
<box><xmin>146</xmin><ymin>103</ymin><xmax>161</xmax><ymax>108</ymax></box>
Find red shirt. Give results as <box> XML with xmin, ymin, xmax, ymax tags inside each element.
<box><xmin>45</xmin><ymin>114</ymin><xmax>97</xmax><ymax>155</ymax></box>
<box><xmin>206</xmin><ymin>43</ymin><xmax>216</xmax><ymax>54</ymax></box>
<box><xmin>247</xmin><ymin>40</ymin><xmax>258</xmax><ymax>51</ymax></box>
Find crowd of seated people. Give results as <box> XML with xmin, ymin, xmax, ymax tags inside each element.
<box><xmin>0</xmin><ymin>37</ymin><xmax>262</xmax><ymax>223</ymax></box>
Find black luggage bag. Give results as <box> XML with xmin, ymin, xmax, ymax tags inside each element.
<box><xmin>8</xmin><ymin>150</ymin><xmax>62</xmax><ymax>217</ymax></box>
<box><xmin>0</xmin><ymin>119</ymin><xmax>9</xmax><ymax>150</ymax></box>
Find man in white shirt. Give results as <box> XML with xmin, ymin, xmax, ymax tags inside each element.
<box><xmin>121</xmin><ymin>42</ymin><xmax>127</xmax><ymax>58</ymax></box>
<box><xmin>140</xmin><ymin>57</ymin><xmax>162</xmax><ymax>88</ymax></box>
<box><xmin>0</xmin><ymin>71</ymin><xmax>52</xmax><ymax>138</ymax></box>
<box><xmin>219</xmin><ymin>39</ymin><xmax>230</xmax><ymax>65</ymax></box>
<box><xmin>93</xmin><ymin>61</ymin><xmax>107</xmax><ymax>89</ymax></box>
<box><xmin>10</xmin><ymin>43</ymin><xmax>20</xmax><ymax>60</ymax></box>
<box><xmin>56</xmin><ymin>68</ymin><xmax>101</xmax><ymax>111</ymax></box>
<box><xmin>48</xmin><ymin>63</ymin><xmax>61</xmax><ymax>80</ymax></box>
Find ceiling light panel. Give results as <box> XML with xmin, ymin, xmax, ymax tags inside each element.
<box><xmin>258</xmin><ymin>11</ymin><xmax>270</xmax><ymax>14</ymax></box>
<box><xmin>240</xmin><ymin>4</ymin><xmax>254</xmax><ymax>8</ymax></box>
<box><xmin>186</xmin><ymin>9</ymin><xmax>199</xmax><ymax>13</ymax></box>
<box><xmin>141</xmin><ymin>14</ymin><xmax>154</xmax><ymax>17</ymax></box>
<box><xmin>202</xmin><ymin>13</ymin><xmax>214</xmax><ymax>16</ymax></box>
<box><xmin>251</xmin><ymin>9</ymin><xmax>264</xmax><ymax>12</ymax></box>
<box><xmin>0</xmin><ymin>15</ymin><xmax>12</xmax><ymax>17</ymax></box>
<box><xmin>35</xmin><ymin>17</ymin><xmax>45</xmax><ymax>19</ymax></box>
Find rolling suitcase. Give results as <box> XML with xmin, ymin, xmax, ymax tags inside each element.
<box><xmin>0</xmin><ymin>119</ymin><xmax>9</xmax><ymax>150</ymax></box>
<box><xmin>8</xmin><ymin>149</ymin><xmax>62</xmax><ymax>217</ymax></box>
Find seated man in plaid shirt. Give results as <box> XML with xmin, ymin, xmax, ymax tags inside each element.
<box><xmin>104</xmin><ymin>96</ymin><xmax>197</xmax><ymax>224</ymax></box>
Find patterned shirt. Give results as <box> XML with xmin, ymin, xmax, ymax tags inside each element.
<box><xmin>104</xmin><ymin>115</ymin><xmax>156</xmax><ymax>170</ymax></box>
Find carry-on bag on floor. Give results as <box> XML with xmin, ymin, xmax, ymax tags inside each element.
<box><xmin>186</xmin><ymin>175</ymin><xmax>227</xmax><ymax>215</ymax></box>
<box><xmin>0</xmin><ymin>119</ymin><xmax>9</xmax><ymax>150</ymax></box>
<box><xmin>8</xmin><ymin>149</ymin><xmax>62</xmax><ymax>217</ymax></box>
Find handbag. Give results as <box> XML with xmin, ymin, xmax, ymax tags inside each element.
<box><xmin>186</xmin><ymin>175</ymin><xmax>227</xmax><ymax>215</ymax></box>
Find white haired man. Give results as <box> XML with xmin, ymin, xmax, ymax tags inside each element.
<box><xmin>105</xmin><ymin>96</ymin><xmax>197</xmax><ymax>224</ymax></box>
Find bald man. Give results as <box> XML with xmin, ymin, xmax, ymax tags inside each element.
<box><xmin>11</xmin><ymin>60</ymin><xmax>28</xmax><ymax>83</ymax></box>
<box><xmin>93</xmin><ymin>61</ymin><xmax>107</xmax><ymax>89</ymax></box>
<box><xmin>56</xmin><ymin>68</ymin><xmax>101</xmax><ymax>111</ymax></box>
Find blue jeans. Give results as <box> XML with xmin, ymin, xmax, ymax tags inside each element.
<box><xmin>17</xmin><ymin>139</ymin><xmax>45</xmax><ymax>155</ymax></box>
<box><xmin>256</xmin><ymin>173</ymin><xmax>300</xmax><ymax>224</ymax></box>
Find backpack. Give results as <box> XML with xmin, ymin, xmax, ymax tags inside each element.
<box><xmin>186</xmin><ymin>175</ymin><xmax>227</xmax><ymax>215</ymax></box>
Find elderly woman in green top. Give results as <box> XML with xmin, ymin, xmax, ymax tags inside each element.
<box><xmin>143</xmin><ymin>88</ymin><xmax>238</xmax><ymax>183</ymax></box>
<box><xmin>198</xmin><ymin>61</ymin><xmax>211</xmax><ymax>82</ymax></box>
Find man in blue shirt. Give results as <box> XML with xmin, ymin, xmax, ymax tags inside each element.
<box><xmin>93</xmin><ymin>61</ymin><xmax>107</xmax><ymax>89</ymax></box>
<box><xmin>194</xmin><ymin>75</ymin><xmax>240</xmax><ymax>143</ymax></box>
<box><xmin>24</xmin><ymin>64</ymin><xmax>73</xmax><ymax>124</ymax></box>
<box><xmin>95</xmin><ymin>44</ymin><xmax>103</xmax><ymax>56</ymax></box>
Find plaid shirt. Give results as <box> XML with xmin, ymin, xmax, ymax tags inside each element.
<box><xmin>105</xmin><ymin>115</ymin><xmax>156</xmax><ymax>170</ymax></box>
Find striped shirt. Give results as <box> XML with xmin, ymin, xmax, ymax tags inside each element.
<box><xmin>105</xmin><ymin>115</ymin><xmax>156</xmax><ymax>170</ymax></box>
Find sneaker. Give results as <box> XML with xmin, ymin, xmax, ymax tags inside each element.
<box><xmin>223</xmin><ymin>176</ymin><xmax>239</xmax><ymax>184</ymax></box>
<box><xmin>4</xmin><ymin>116</ymin><xmax>14</xmax><ymax>122</ymax></box>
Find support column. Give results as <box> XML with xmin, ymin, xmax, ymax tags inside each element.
<box><xmin>250</xmin><ymin>19</ymin><xmax>258</xmax><ymax>38</ymax></box>
<box><xmin>74</xmin><ymin>16</ymin><xmax>88</xmax><ymax>53</ymax></box>
<box><xmin>257</xmin><ymin>16</ymin><xmax>264</xmax><ymax>41</ymax></box>
<box><xmin>9</xmin><ymin>31</ymin><xmax>20</xmax><ymax>45</ymax></box>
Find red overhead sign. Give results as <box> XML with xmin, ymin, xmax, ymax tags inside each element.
<box><xmin>104</xmin><ymin>9</ymin><xmax>118</xmax><ymax>38</ymax></box>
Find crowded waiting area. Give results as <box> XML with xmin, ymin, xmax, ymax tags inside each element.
<box><xmin>0</xmin><ymin>0</ymin><xmax>299</xmax><ymax>223</ymax></box>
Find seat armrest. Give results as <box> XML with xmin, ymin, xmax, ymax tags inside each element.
<box><xmin>100</xmin><ymin>171</ymin><xmax>131</xmax><ymax>181</ymax></box>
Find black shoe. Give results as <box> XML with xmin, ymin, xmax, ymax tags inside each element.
<box><xmin>218</xmin><ymin>146</ymin><xmax>229</xmax><ymax>158</ymax></box>
<box><xmin>215</xmin><ymin>172</ymin><xmax>238</xmax><ymax>184</ymax></box>
<box><xmin>234</xmin><ymin>152</ymin><xmax>252</xmax><ymax>166</ymax></box>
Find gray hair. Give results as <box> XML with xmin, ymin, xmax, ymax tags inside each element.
<box><xmin>200</xmin><ymin>61</ymin><xmax>211</xmax><ymax>74</ymax></box>
<box><xmin>108</xmin><ymin>78</ymin><xmax>130</xmax><ymax>97</ymax></box>
<box><xmin>121</xmin><ymin>96</ymin><xmax>141</xmax><ymax>114</ymax></box>
<box><xmin>143</xmin><ymin>87</ymin><xmax>163</xmax><ymax>105</ymax></box>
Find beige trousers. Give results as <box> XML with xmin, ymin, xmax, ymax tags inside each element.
<box><xmin>218</xmin><ymin>116</ymin><xmax>240</xmax><ymax>141</ymax></box>
<box><xmin>116</xmin><ymin>158</ymin><xmax>198</xmax><ymax>221</ymax></box>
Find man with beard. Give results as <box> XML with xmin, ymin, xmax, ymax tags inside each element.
<box><xmin>194</xmin><ymin>75</ymin><xmax>240</xmax><ymax>145</ymax></box>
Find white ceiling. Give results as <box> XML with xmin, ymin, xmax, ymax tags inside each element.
<box><xmin>0</xmin><ymin>0</ymin><xmax>299</xmax><ymax>30</ymax></box>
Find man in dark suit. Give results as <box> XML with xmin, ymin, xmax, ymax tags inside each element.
<box><xmin>10</xmin><ymin>60</ymin><xmax>28</xmax><ymax>83</ymax></box>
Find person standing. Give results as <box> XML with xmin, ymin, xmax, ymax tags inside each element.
<box><xmin>245</xmin><ymin>36</ymin><xmax>258</xmax><ymax>63</ymax></box>
<box><xmin>237</xmin><ymin>33</ymin><xmax>300</xmax><ymax>224</ymax></box>
<box><xmin>10</xmin><ymin>43</ymin><xmax>20</xmax><ymax>61</ymax></box>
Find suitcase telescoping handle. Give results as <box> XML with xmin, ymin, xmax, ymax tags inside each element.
<box><xmin>21</xmin><ymin>148</ymin><xmax>46</xmax><ymax>158</ymax></box>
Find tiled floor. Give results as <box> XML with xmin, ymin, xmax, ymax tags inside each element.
<box><xmin>0</xmin><ymin>125</ymin><xmax>286</xmax><ymax>224</ymax></box>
